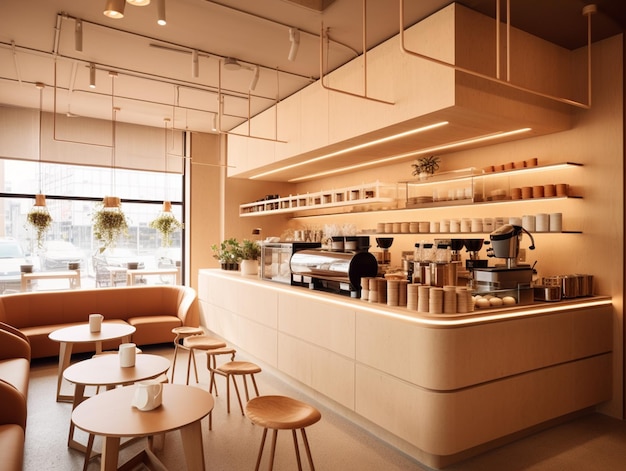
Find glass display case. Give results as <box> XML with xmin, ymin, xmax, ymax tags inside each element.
<box><xmin>260</xmin><ymin>242</ymin><xmax>321</xmax><ymax>285</ymax></box>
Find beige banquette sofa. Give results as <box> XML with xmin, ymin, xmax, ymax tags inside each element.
<box><xmin>0</xmin><ymin>285</ymin><xmax>199</xmax><ymax>359</ymax></box>
<box><xmin>0</xmin><ymin>322</ymin><xmax>30</xmax><ymax>471</ymax></box>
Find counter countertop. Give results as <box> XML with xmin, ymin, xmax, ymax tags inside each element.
<box><xmin>199</xmin><ymin>268</ymin><xmax>611</xmax><ymax>328</ymax></box>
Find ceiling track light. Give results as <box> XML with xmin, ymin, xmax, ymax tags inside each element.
<box><xmin>89</xmin><ymin>62</ymin><xmax>96</xmax><ymax>88</ymax></box>
<box><xmin>157</xmin><ymin>0</ymin><xmax>166</xmax><ymax>25</ymax></box>
<box><xmin>103</xmin><ymin>0</ymin><xmax>126</xmax><ymax>19</ymax></box>
<box><xmin>192</xmin><ymin>50</ymin><xmax>199</xmax><ymax>78</ymax></box>
<box><xmin>74</xmin><ymin>19</ymin><xmax>83</xmax><ymax>52</ymax></box>
<box><xmin>127</xmin><ymin>0</ymin><xmax>151</xmax><ymax>6</ymax></box>
<box><xmin>288</xmin><ymin>27</ymin><xmax>300</xmax><ymax>61</ymax></box>
<box><xmin>249</xmin><ymin>66</ymin><xmax>260</xmax><ymax>91</ymax></box>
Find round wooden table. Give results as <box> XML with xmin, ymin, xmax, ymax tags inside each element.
<box><xmin>49</xmin><ymin>322</ymin><xmax>137</xmax><ymax>402</ymax></box>
<box><xmin>63</xmin><ymin>353</ymin><xmax>171</xmax><ymax>453</ymax></box>
<box><xmin>72</xmin><ymin>384</ymin><xmax>213</xmax><ymax>471</ymax></box>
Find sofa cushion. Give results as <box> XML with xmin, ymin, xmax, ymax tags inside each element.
<box><xmin>127</xmin><ymin>315</ymin><xmax>181</xmax><ymax>346</ymax></box>
<box><xmin>0</xmin><ymin>424</ymin><xmax>24</xmax><ymax>471</ymax></box>
<box><xmin>0</xmin><ymin>359</ymin><xmax>29</xmax><ymax>398</ymax></box>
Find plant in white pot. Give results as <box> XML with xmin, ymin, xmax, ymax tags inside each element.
<box><xmin>239</xmin><ymin>239</ymin><xmax>261</xmax><ymax>276</ymax></box>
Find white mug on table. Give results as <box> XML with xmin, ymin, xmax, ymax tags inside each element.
<box><xmin>89</xmin><ymin>313</ymin><xmax>103</xmax><ymax>333</ymax></box>
<box><xmin>119</xmin><ymin>343</ymin><xmax>137</xmax><ymax>368</ymax></box>
<box><xmin>132</xmin><ymin>380</ymin><xmax>163</xmax><ymax>411</ymax></box>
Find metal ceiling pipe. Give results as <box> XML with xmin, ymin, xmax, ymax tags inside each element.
<box><xmin>398</xmin><ymin>0</ymin><xmax>592</xmax><ymax>110</ymax></box>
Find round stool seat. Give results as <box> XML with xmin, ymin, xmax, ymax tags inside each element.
<box><xmin>218</xmin><ymin>361</ymin><xmax>262</xmax><ymax>375</ymax></box>
<box><xmin>246</xmin><ymin>395</ymin><xmax>321</xmax><ymax>430</ymax></box>
<box><xmin>183</xmin><ymin>336</ymin><xmax>227</xmax><ymax>349</ymax></box>
<box><xmin>172</xmin><ymin>326</ymin><xmax>204</xmax><ymax>336</ymax></box>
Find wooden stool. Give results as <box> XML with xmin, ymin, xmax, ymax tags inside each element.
<box><xmin>245</xmin><ymin>395</ymin><xmax>321</xmax><ymax>471</ymax></box>
<box><xmin>211</xmin><ymin>360</ymin><xmax>261</xmax><ymax>415</ymax></box>
<box><xmin>182</xmin><ymin>335</ymin><xmax>227</xmax><ymax>385</ymax></box>
<box><xmin>205</xmin><ymin>346</ymin><xmax>237</xmax><ymax>430</ymax></box>
<box><xmin>170</xmin><ymin>326</ymin><xmax>204</xmax><ymax>383</ymax></box>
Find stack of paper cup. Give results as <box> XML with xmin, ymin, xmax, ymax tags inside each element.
<box><xmin>377</xmin><ymin>279</ymin><xmax>387</xmax><ymax>304</ymax></box>
<box><xmin>398</xmin><ymin>280</ymin><xmax>408</xmax><ymax>307</ymax></box>
<box><xmin>456</xmin><ymin>287</ymin><xmax>469</xmax><ymax>313</ymax></box>
<box><xmin>418</xmin><ymin>285</ymin><xmax>430</xmax><ymax>312</ymax></box>
<box><xmin>368</xmin><ymin>278</ymin><xmax>379</xmax><ymax>303</ymax></box>
<box><xmin>361</xmin><ymin>277</ymin><xmax>373</xmax><ymax>301</ymax></box>
<box><xmin>429</xmin><ymin>287</ymin><xmax>443</xmax><ymax>314</ymax></box>
<box><xmin>443</xmin><ymin>286</ymin><xmax>457</xmax><ymax>314</ymax></box>
<box><xmin>407</xmin><ymin>284</ymin><xmax>419</xmax><ymax>310</ymax></box>
<box><xmin>387</xmin><ymin>280</ymin><xmax>399</xmax><ymax>307</ymax></box>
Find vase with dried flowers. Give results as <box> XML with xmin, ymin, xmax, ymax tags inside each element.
<box><xmin>411</xmin><ymin>155</ymin><xmax>441</xmax><ymax>180</ymax></box>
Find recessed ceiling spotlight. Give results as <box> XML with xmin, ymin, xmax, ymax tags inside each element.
<box><xmin>127</xmin><ymin>0</ymin><xmax>151</xmax><ymax>6</ymax></box>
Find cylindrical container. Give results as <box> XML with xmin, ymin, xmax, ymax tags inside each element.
<box><xmin>430</xmin><ymin>221</ymin><xmax>440</xmax><ymax>233</ymax></box>
<box><xmin>532</xmin><ymin>186</ymin><xmax>545</xmax><ymax>198</ymax></box>
<box><xmin>331</xmin><ymin>236</ymin><xmax>344</xmax><ymax>251</ymax></box>
<box><xmin>89</xmin><ymin>313</ymin><xmax>103</xmax><ymax>333</ymax></box>
<box><xmin>419</xmin><ymin>221</ymin><xmax>430</xmax><ymax>233</ymax></box>
<box><xmin>556</xmin><ymin>183</ymin><xmax>569</xmax><ymax>196</ymax></box>
<box><xmin>522</xmin><ymin>215</ymin><xmax>536</xmax><ymax>232</ymax></box>
<box><xmin>368</xmin><ymin>278</ymin><xmax>379</xmax><ymax>303</ymax></box>
<box><xmin>361</xmin><ymin>277</ymin><xmax>373</xmax><ymax>301</ymax></box>
<box><xmin>443</xmin><ymin>285</ymin><xmax>457</xmax><ymax>314</ymax></box>
<box><xmin>440</xmin><ymin>219</ymin><xmax>450</xmax><ymax>232</ymax></box>
<box><xmin>521</xmin><ymin>187</ymin><xmax>533</xmax><ymax>199</ymax></box>
<box><xmin>409</xmin><ymin>222</ymin><xmax>419</xmax><ymax>233</ymax></box>
<box><xmin>407</xmin><ymin>283</ymin><xmax>419</xmax><ymax>310</ymax></box>
<box><xmin>525</xmin><ymin>157</ymin><xmax>539</xmax><ymax>167</ymax></box>
<box><xmin>418</xmin><ymin>285</ymin><xmax>430</xmax><ymax>312</ymax></box>
<box><xmin>494</xmin><ymin>217</ymin><xmax>506</xmax><ymax>227</ymax></box>
<box><xmin>456</xmin><ymin>287</ymin><xmax>469</xmax><ymax>313</ymax></box>
<box><xmin>387</xmin><ymin>280</ymin><xmax>399</xmax><ymax>307</ymax></box>
<box><xmin>384</xmin><ymin>222</ymin><xmax>393</xmax><ymax>233</ymax></box>
<box><xmin>544</xmin><ymin>184</ymin><xmax>556</xmax><ymax>197</ymax></box>
<box><xmin>549</xmin><ymin>213</ymin><xmax>563</xmax><ymax>232</ymax></box>
<box><xmin>483</xmin><ymin>218</ymin><xmax>494</xmax><ymax>232</ymax></box>
<box><xmin>398</xmin><ymin>280</ymin><xmax>408</xmax><ymax>307</ymax></box>
<box><xmin>400</xmin><ymin>222</ymin><xmax>410</xmax><ymax>234</ymax></box>
<box><xmin>376</xmin><ymin>222</ymin><xmax>385</xmax><ymax>233</ymax></box>
<box><xmin>429</xmin><ymin>287</ymin><xmax>443</xmax><ymax>314</ymax></box>
<box><xmin>119</xmin><ymin>343</ymin><xmax>136</xmax><ymax>368</ymax></box>
<box><xmin>344</xmin><ymin>237</ymin><xmax>357</xmax><ymax>251</ymax></box>
<box><xmin>392</xmin><ymin>222</ymin><xmax>401</xmax><ymax>233</ymax></box>
<box><xmin>460</xmin><ymin>218</ymin><xmax>471</xmax><ymax>233</ymax></box>
<box><xmin>377</xmin><ymin>278</ymin><xmax>387</xmax><ymax>304</ymax></box>
<box><xmin>510</xmin><ymin>188</ymin><xmax>522</xmax><ymax>200</ymax></box>
<box><xmin>509</xmin><ymin>217</ymin><xmax>522</xmax><ymax>226</ymax></box>
<box><xmin>536</xmin><ymin>213</ymin><xmax>550</xmax><ymax>232</ymax></box>
<box><xmin>449</xmin><ymin>219</ymin><xmax>460</xmax><ymax>233</ymax></box>
<box><xmin>471</xmin><ymin>218</ymin><xmax>483</xmax><ymax>233</ymax></box>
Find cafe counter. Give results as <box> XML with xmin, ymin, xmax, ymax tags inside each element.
<box><xmin>197</xmin><ymin>268</ymin><xmax>612</xmax><ymax>468</ymax></box>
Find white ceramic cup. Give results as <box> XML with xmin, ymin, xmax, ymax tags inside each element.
<box><xmin>89</xmin><ymin>313</ymin><xmax>103</xmax><ymax>333</ymax></box>
<box><xmin>119</xmin><ymin>343</ymin><xmax>137</xmax><ymax>368</ymax></box>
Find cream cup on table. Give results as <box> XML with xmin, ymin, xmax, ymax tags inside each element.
<box><xmin>89</xmin><ymin>313</ymin><xmax>103</xmax><ymax>333</ymax></box>
<box><xmin>119</xmin><ymin>343</ymin><xmax>137</xmax><ymax>367</ymax></box>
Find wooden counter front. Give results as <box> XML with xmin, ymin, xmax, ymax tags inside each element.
<box><xmin>198</xmin><ymin>269</ymin><xmax>612</xmax><ymax>468</ymax></box>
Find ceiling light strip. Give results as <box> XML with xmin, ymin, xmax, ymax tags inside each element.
<box><xmin>288</xmin><ymin>128</ymin><xmax>532</xmax><ymax>182</ymax></box>
<box><xmin>249</xmin><ymin>121</ymin><xmax>449</xmax><ymax>179</ymax></box>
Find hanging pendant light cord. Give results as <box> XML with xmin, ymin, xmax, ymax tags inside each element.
<box><xmin>38</xmin><ymin>83</ymin><xmax>44</xmax><ymax>194</ymax></box>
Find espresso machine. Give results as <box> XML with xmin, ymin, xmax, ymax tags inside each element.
<box><xmin>472</xmin><ymin>225</ymin><xmax>536</xmax><ymax>303</ymax></box>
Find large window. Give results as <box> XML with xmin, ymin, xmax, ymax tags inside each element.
<box><xmin>0</xmin><ymin>159</ymin><xmax>183</xmax><ymax>292</ymax></box>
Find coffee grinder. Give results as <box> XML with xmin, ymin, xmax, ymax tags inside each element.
<box><xmin>375</xmin><ymin>237</ymin><xmax>393</xmax><ymax>274</ymax></box>
<box><xmin>472</xmin><ymin>225</ymin><xmax>536</xmax><ymax>302</ymax></box>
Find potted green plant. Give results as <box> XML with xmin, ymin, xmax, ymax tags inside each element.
<box><xmin>239</xmin><ymin>239</ymin><xmax>261</xmax><ymax>276</ymax></box>
<box><xmin>149</xmin><ymin>211</ymin><xmax>183</xmax><ymax>247</ymax></box>
<box><xmin>411</xmin><ymin>155</ymin><xmax>440</xmax><ymax>179</ymax></box>
<box><xmin>26</xmin><ymin>206</ymin><xmax>52</xmax><ymax>249</ymax></box>
<box><xmin>92</xmin><ymin>198</ymin><xmax>129</xmax><ymax>252</ymax></box>
<box><xmin>211</xmin><ymin>238</ymin><xmax>242</xmax><ymax>270</ymax></box>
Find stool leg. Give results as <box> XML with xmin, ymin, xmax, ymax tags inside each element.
<box><xmin>250</xmin><ymin>373</ymin><xmax>260</xmax><ymax>397</ymax></box>
<box><xmin>242</xmin><ymin>375</ymin><xmax>251</xmax><ymax>402</ymax></box>
<box><xmin>301</xmin><ymin>428</ymin><xmax>315</xmax><ymax>471</ymax></box>
<box><xmin>186</xmin><ymin>348</ymin><xmax>193</xmax><ymax>385</ymax></box>
<box><xmin>254</xmin><ymin>428</ymin><xmax>268</xmax><ymax>471</ymax></box>
<box><xmin>191</xmin><ymin>348</ymin><xmax>199</xmax><ymax>383</ymax></box>
<box><xmin>268</xmin><ymin>429</ymin><xmax>278</xmax><ymax>471</ymax></box>
<box><xmin>230</xmin><ymin>375</ymin><xmax>244</xmax><ymax>415</ymax></box>
<box><xmin>82</xmin><ymin>433</ymin><xmax>95</xmax><ymax>471</ymax></box>
<box><xmin>171</xmin><ymin>344</ymin><xmax>179</xmax><ymax>383</ymax></box>
<box><xmin>292</xmin><ymin>429</ymin><xmax>303</xmax><ymax>471</ymax></box>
